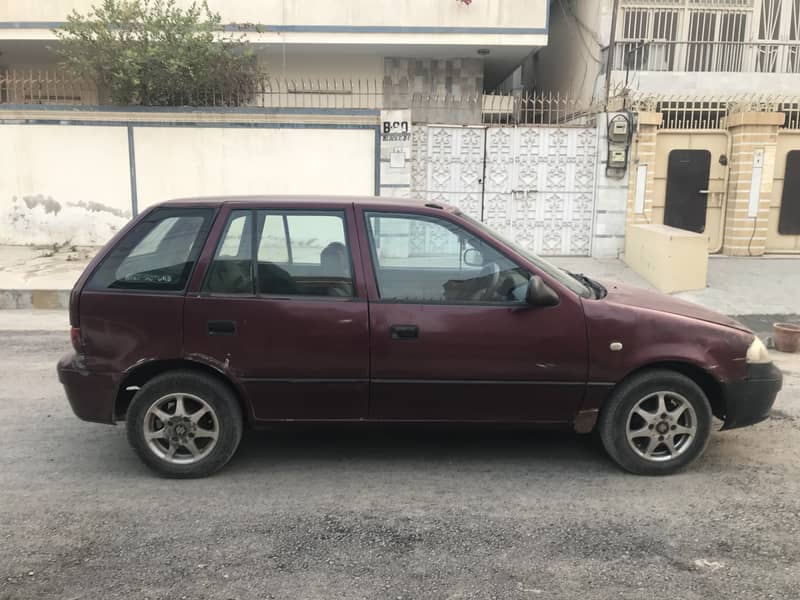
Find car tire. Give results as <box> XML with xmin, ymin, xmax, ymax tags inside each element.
<box><xmin>598</xmin><ymin>369</ymin><xmax>712</xmax><ymax>475</ymax></box>
<box><xmin>126</xmin><ymin>370</ymin><xmax>243</xmax><ymax>478</ymax></box>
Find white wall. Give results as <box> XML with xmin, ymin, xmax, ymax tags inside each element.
<box><xmin>0</xmin><ymin>116</ymin><xmax>377</xmax><ymax>246</ymax></box>
<box><xmin>611</xmin><ymin>71</ymin><xmax>800</xmax><ymax>96</ymax></box>
<box><xmin>260</xmin><ymin>52</ymin><xmax>383</xmax><ymax>83</ymax></box>
<box><xmin>529</xmin><ymin>0</ymin><xmax>612</xmax><ymax>105</ymax></box>
<box><xmin>0</xmin><ymin>0</ymin><xmax>547</xmax><ymax>30</ymax></box>
<box><xmin>133</xmin><ymin>126</ymin><xmax>375</xmax><ymax>211</ymax></box>
<box><xmin>592</xmin><ymin>113</ymin><xmax>629</xmax><ymax>258</ymax></box>
<box><xmin>0</xmin><ymin>124</ymin><xmax>132</xmax><ymax>246</ymax></box>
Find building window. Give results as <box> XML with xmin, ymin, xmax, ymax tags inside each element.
<box><xmin>614</xmin><ymin>0</ymin><xmax>793</xmax><ymax>72</ymax></box>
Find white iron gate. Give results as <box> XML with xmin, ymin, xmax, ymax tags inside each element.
<box><xmin>411</xmin><ymin>124</ymin><xmax>598</xmax><ymax>256</ymax></box>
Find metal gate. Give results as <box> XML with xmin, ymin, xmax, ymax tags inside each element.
<box><xmin>411</xmin><ymin>124</ymin><xmax>598</xmax><ymax>256</ymax></box>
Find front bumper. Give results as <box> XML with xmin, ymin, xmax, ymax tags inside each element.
<box><xmin>57</xmin><ymin>352</ymin><xmax>118</xmax><ymax>424</ymax></box>
<box><xmin>720</xmin><ymin>362</ymin><xmax>783</xmax><ymax>430</ymax></box>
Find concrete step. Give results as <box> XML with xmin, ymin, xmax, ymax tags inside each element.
<box><xmin>0</xmin><ymin>289</ymin><xmax>70</xmax><ymax>310</ymax></box>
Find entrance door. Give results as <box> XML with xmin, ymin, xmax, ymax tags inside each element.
<box><xmin>360</xmin><ymin>208</ymin><xmax>589</xmax><ymax>423</ymax></box>
<box><xmin>664</xmin><ymin>149</ymin><xmax>711</xmax><ymax>233</ymax></box>
<box><xmin>414</xmin><ymin>125</ymin><xmax>598</xmax><ymax>256</ymax></box>
<box><xmin>778</xmin><ymin>150</ymin><xmax>800</xmax><ymax>235</ymax></box>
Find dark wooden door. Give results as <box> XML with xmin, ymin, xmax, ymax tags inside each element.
<box><xmin>779</xmin><ymin>150</ymin><xmax>800</xmax><ymax>235</ymax></box>
<box><xmin>664</xmin><ymin>149</ymin><xmax>711</xmax><ymax>233</ymax></box>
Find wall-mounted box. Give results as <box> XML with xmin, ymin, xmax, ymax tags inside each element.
<box><xmin>609</xmin><ymin>149</ymin><xmax>627</xmax><ymax>168</ymax></box>
<box><xmin>610</xmin><ymin>119</ymin><xmax>629</xmax><ymax>142</ymax></box>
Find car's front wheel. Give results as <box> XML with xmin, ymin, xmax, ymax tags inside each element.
<box><xmin>598</xmin><ymin>369</ymin><xmax>712</xmax><ymax>475</ymax></box>
<box><xmin>126</xmin><ymin>371</ymin><xmax>243</xmax><ymax>478</ymax></box>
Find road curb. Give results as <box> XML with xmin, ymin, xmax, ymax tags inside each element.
<box><xmin>0</xmin><ymin>289</ymin><xmax>70</xmax><ymax>310</ymax></box>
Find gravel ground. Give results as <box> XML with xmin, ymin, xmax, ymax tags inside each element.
<box><xmin>1</xmin><ymin>331</ymin><xmax>799</xmax><ymax>600</ymax></box>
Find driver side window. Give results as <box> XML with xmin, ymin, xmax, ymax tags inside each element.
<box><xmin>365</xmin><ymin>212</ymin><xmax>529</xmax><ymax>303</ymax></box>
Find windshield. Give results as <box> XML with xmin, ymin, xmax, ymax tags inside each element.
<box><xmin>456</xmin><ymin>211</ymin><xmax>593</xmax><ymax>299</ymax></box>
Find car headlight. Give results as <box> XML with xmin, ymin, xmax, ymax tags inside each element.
<box><xmin>746</xmin><ymin>336</ymin><xmax>772</xmax><ymax>364</ymax></box>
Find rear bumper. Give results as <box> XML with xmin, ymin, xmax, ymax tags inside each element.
<box><xmin>57</xmin><ymin>353</ymin><xmax>118</xmax><ymax>425</ymax></box>
<box><xmin>720</xmin><ymin>363</ymin><xmax>783</xmax><ymax>430</ymax></box>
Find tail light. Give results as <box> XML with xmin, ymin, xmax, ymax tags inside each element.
<box><xmin>70</xmin><ymin>327</ymin><xmax>84</xmax><ymax>353</ymax></box>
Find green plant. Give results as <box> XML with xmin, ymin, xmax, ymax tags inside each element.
<box><xmin>54</xmin><ymin>0</ymin><xmax>263</xmax><ymax>106</ymax></box>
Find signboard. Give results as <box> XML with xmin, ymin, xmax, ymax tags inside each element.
<box><xmin>379</xmin><ymin>109</ymin><xmax>412</xmax><ymax>197</ymax></box>
<box><xmin>381</xmin><ymin>110</ymin><xmax>411</xmax><ymax>143</ymax></box>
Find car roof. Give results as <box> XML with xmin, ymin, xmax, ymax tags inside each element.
<box><xmin>155</xmin><ymin>195</ymin><xmax>458</xmax><ymax>213</ymax></box>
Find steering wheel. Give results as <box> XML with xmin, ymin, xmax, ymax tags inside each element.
<box><xmin>480</xmin><ymin>262</ymin><xmax>501</xmax><ymax>301</ymax></box>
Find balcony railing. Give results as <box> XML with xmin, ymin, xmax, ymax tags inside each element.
<box><xmin>0</xmin><ymin>69</ymin><xmax>596</xmax><ymax>126</ymax></box>
<box><xmin>614</xmin><ymin>41</ymin><xmax>800</xmax><ymax>74</ymax></box>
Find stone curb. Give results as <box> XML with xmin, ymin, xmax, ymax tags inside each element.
<box><xmin>0</xmin><ymin>290</ymin><xmax>71</xmax><ymax>310</ymax></box>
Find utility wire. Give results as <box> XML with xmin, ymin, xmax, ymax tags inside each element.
<box><xmin>557</xmin><ymin>0</ymin><xmax>604</xmax><ymax>65</ymax></box>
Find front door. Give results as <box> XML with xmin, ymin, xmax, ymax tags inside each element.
<box><xmin>778</xmin><ymin>150</ymin><xmax>800</xmax><ymax>236</ymax></box>
<box><xmin>359</xmin><ymin>208</ymin><xmax>588</xmax><ymax>423</ymax></box>
<box><xmin>184</xmin><ymin>206</ymin><xmax>369</xmax><ymax>421</ymax></box>
<box><xmin>664</xmin><ymin>149</ymin><xmax>711</xmax><ymax>233</ymax></box>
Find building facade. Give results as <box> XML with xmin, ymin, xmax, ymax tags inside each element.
<box><xmin>528</xmin><ymin>0</ymin><xmax>800</xmax><ymax>257</ymax></box>
<box><xmin>2</xmin><ymin>0</ymin><xmax>797</xmax><ymax>258</ymax></box>
<box><xmin>0</xmin><ymin>0</ymin><xmax>548</xmax><ymax>118</ymax></box>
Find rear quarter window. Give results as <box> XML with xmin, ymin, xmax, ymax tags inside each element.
<box><xmin>87</xmin><ymin>208</ymin><xmax>214</xmax><ymax>292</ymax></box>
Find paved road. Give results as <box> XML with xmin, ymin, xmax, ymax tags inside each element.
<box><xmin>1</xmin><ymin>330</ymin><xmax>799</xmax><ymax>600</ymax></box>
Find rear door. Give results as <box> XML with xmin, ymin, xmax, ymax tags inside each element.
<box><xmin>358</xmin><ymin>207</ymin><xmax>588</xmax><ymax>423</ymax></box>
<box><xmin>184</xmin><ymin>204</ymin><xmax>370</xmax><ymax>421</ymax></box>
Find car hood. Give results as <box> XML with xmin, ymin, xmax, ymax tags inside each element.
<box><xmin>598</xmin><ymin>280</ymin><xmax>751</xmax><ymax>333</ymax></box>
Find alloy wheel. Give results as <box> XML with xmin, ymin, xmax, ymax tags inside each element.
<box><xmin>143</xmin><ymin>393</ymin><xmax>219</xmax><ymax>464</ymax></box>
<box><xmin>626</xmin><ymin>391</ymin><xmax>698</xmax><ymax>462</ymax></box>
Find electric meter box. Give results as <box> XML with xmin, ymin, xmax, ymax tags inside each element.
<box><xmin>609</xmin><ymin>149</ymin><xmax>627</xmax><ymax>167</ymax></box>
<box><xmin>610</xmin><ymin>119</ymin><xmax>629</xmax><ymax>142</ymax></box>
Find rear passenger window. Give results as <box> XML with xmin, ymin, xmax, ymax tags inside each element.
<box><xmin>257</xmin><ymin>211</ymin><xmax>353</xmax><ymax>297</ymax></box>
<box><xmin>204</xmin><ymin>211</ymin><xmax>254</xmax><ymax>295</ymax></box>
<box><xmin>88</xmin><ymin>208</ymin><xmax>213</xmax><ymax>292</ymax></box>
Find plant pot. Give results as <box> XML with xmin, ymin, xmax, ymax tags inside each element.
<box><xmin>773</xmin><ymin>322</ymin><xmax>800</xmax><ymax>353</ymax></box>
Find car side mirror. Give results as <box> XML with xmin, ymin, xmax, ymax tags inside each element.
<box><xmin>463</xmin><ymin>248</ymin><xmax>484</xmax><ymax>267</ymax></box>
<box><xmin>526</xmin><ymin>275</ymin><xmax>559</xmax><ymax>307</ymax></box>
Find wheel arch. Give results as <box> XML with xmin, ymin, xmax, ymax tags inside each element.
<box><xmin>114</xmin><ymin>359</ymin><xmax>251</xmax><ymax>424</ymax></box>
<box><xmin>614</xmin><ymin>360</ymin><xmax>725</xmax><ymax>421</ymax></box>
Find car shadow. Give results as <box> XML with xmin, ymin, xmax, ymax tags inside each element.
<box><xmin>224</xmin><ymin>424</ymin><xmax>615</xmax><ymax>475</ymax></box>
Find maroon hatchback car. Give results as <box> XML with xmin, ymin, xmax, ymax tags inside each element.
<box><xmin>58</xmin><ymin>196</ymin><xmax>782</xmax><ymax>477</ymax></box>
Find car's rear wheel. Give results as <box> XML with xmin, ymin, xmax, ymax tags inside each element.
<box><xmin>126</xmin><ymin>371</ymin><xmax>243</xmax><ymax>478</ymax></box>
<box><xmin>598</xmin><ymin>369</ymin><xmax>712</xmax><ymax>475</ymax></box>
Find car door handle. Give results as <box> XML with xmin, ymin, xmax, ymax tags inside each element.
<box><xmin>208</xmin><ymin>320</ymin><xmax>236</xmax><ymax>336</ymax></box>
<box><xmin>390</xmin><ymin>324</ymin><xmax>419</xmax><ymax>340</ymax></box>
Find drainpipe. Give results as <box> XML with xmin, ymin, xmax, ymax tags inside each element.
<box><xmin>710</xmin><ymin>129</ymin><xmax>732</xmax><ymax>254</ymax></box>
<box><xmin>480</xmin><ymin>126</ymin><xmax>488</xmax><ymax>222</ymax></box>
<box><xmin>604</xmin><ymin>0</ymin><xmax>621</xmax><ymax>109</ymax></box>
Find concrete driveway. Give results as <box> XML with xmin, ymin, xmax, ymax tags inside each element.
<box><xmin>1</xmin><ymin>327</ymin><xmax>799</xmax><ymax>600</ymax></box>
